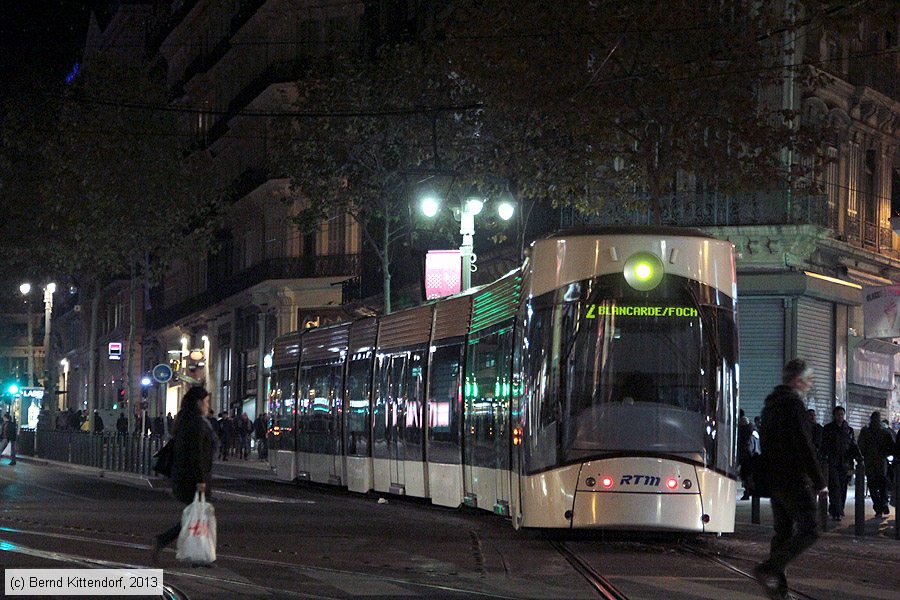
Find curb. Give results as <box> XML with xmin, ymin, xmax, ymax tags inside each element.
<box><xmin>17</xmin><ymin>455</ymin><xmax>167</xmax><ymax>489</ymax></box>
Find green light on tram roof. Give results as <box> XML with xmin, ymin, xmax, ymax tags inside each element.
<box><xmin>623</xmin><ymin>252</ymin><xmax>664</xmax><ymax>291</ymax></box>
<box><xmin>634</xmin><ymin>262</ymin><xmax>653</xmax><ymax>281</ymax></box>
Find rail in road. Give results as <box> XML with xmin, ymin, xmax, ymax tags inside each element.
<box><xmin>547</xmin><ymin>538</ymin><xmax>630</xmax><ymax>600</ymax></box>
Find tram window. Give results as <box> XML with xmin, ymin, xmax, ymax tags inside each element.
<box><xmin>299</xmin><ymin>365</ymin><xmax>337</xmax><ymax>454</ymax></box>
<box><xmin>427</xmin><ymin>343</ymin><xmax>463</xmax><ymax>464</ymax></box>
<box><xmin>403</xmin><ymin>352</ymin><xmax>426</xmax><ymax>461</ymax></box>
<box><xmin>465</xmin><ymin>326</ymin><xmax>512</xmax><ymax>470</ymax></box>
<box><xmin>373</xmin><ymin>353</ymin><xmax>408</xmax><ymax>460</ymax></box>
<box><xmin>345</xmin><ymin>358</ymin><xmax>371</xmax><ymax>457</ymax></box>
<box><xmin>269</xmin><ymin>367</ymin><xmax>296</xmax><ymax>451</ymax></box>
<box><xmin>522</xmin><ymin>274</ymin><xmax>738</xmax><ymax>475</ymax></box>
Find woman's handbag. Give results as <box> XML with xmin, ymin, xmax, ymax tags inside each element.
<box><xmin>176</xmin><ymin>491</ymin><xmax>216</xmax><ymax>564</ymax></box>
<box><xmin>151</xmin><ymin>439</ymin><xmax>175</xmax><ymax>477</ymax></box>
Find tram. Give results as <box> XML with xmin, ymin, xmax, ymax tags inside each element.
<box><xmin>267</xmin><ymin>227</ymin><xmax>738</xmax><ymax>532</ymax></box>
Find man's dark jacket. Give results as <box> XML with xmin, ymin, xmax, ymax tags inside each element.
<box><xmin>821</xmin><ymin>420</ymin><xmax>859</xmax><ymax>471</ymax></box>
<box><xmin>170</xmin><ymin>413</ymin><xmax>215</xmax><ymax>504</ymax></box>
<box><xmin>759</xmin><ymin>385</ymin><xmax>826</xmax><ymax>493</ymax></box>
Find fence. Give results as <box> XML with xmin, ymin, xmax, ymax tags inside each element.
<box><xmin>23</xmin><ymin>431</ymin><xmax>166</xmax><ymax>477</ymax></box>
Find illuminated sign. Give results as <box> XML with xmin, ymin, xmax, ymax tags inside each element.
<box><xmin>425</xmin><ymin>250</ymin><xmax>462</xmax><ymax>299</ymax></box>
<box><xmin>21</xmin><ymin>387</ymin><xmax>45</xmax><ymax>400</ymax></box>
<box><xmin>584</xmin><ymin>304</ymin><xmax>699</xmax><ymax>318</ymax></box>
<box><xmin>108</xmin><ymin>342</ymin><xmax>122</xmax><ymax>360</ymax></box>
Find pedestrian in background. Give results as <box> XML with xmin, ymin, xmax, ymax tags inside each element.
<box><xmin>218</xmin><ymin>413</ymin><xmax>233</xmax><ymax>461</ymax></box>
<box><xmin>0</xmin><ymin>412</ymin><xmax>18</xmax><ymax>465</ymax></box>
<box><xmin>254</xmin><ymin>412</ymin><xmax>268</xmax><ymax>460</ymax></box>
<box><xmin>238</xmin><ymin>413</ymin><xmax>252</xmax><ymax>460</ymax></box>
<box><xmin>166</xmin><ymin>412</ymin><xmax>175</xmax><ymax>437</ymax></box>
<box><xmin>857</xmin><ymin>410</ymin><xmax>892</xmax><ymax>516</ymax></box>
<box><xmin>806</xmin><ymin>409</ymin><xmax>824</xmax><ymax>459</ymax></box>
<box><xmin>150</xmin><ymin>386</ymin><xmax>216</xmax><ymax>564</ymax></box>
<box><xmin>754</xmin><ymin>359</ymin><xmax>826</xmax><ymax>600</ymax></box>
<box><xmin>116</xmin><ymin>412</ymin><xmax>128</xmax><ymax>440</ymax></box>
<box><xmin>93</xmin><ymin>409</ymin><xmax>105</xmax><ymax>434</ymax></box>
<box><xmin>737</xmin><ymin>409</ymin><xmax>760</xmax><ymax>500</ymax></box>
<box><xmin>821</xmin><ymin>405</ymin><xmax>859</xmax><ymax>521</ymax></box>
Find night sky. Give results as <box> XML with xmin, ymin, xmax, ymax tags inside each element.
<box><xmin>0</xmin><ymin>1</ymin><xmax>108</xmax><ymax>90</ymax></box>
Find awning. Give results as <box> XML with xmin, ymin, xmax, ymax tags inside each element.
<box><xmin>737</xmin><ymin>271</ymin><xmax>861</xmax><ymax>306</ymax></box>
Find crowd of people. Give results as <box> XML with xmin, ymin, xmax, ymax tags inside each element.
<box><xmin>211</xmin><ymin>411</ymin><xmax>268</xmax><ymax>461</ymax></box>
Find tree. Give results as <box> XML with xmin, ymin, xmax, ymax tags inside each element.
<box><xmin>1</xmin><ymin>53</ymin><xmax>222</xmax><ymax>428</ymax></box>
<box><xmin>440</xmin><ymin>0</ymin><xmax>845</xmax><ymax>223</ymax></box>
<box><xmin>275</xmin><ymin>45</ymin><xmax>480</xmax><ymax>313</ymax></box>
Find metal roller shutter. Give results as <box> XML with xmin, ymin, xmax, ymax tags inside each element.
<box><xmin>796</xmin><ymin>297</ymin><xmax>834</xmax><ymax>418</ymax></box>
<box><xmin>738</xmin><ymin>298</ymin><xmax>785</xmax><ymax>420</ymax></box>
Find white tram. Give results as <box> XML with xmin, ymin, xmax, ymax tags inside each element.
<box><xmin>267</xmin><ymin>227</ymin><xmax>738</xmax><ymax>532</ymax></box>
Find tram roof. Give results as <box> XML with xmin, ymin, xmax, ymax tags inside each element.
<box><xmin>547</xmin><ymin>226</ymin><xmax>716</xmax><ymax>240</ymax></box>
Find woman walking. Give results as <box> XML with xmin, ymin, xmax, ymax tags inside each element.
<box><xmin>151</xmin><ymin>386</ymin><xmax>217</xmax><ymax>563</ymax></box>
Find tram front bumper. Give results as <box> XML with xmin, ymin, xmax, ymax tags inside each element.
<box><xmin>571</xmin><ymin>489</ymin><xmax>704</xmax><ymax>531</ymax></box>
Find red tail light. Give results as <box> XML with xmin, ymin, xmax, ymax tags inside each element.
<box><xmin>601</xmin><ymin>476</ymin><xmax>614</xmax><ymax>488</ymax></box>
<box><xmin>665</xmin><ymin>478</ymin><xmax>678</xmax><ymax>490</ymax></box>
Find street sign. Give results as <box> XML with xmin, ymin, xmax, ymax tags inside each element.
<box><xmin>152</xmin><ymin>363</ymin><xmax>173</xmax><ymax>384</ymax></box>
<box><xmin>425</xmin><ymin>250</ymin><xmax>462</xmax><ymax>299</ymax></box>
<box><xmin>108</xmin><ymin>342</ymin><xmax>122</xmax><ymax>360</ymax></box>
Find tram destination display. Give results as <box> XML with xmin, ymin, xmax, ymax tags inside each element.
<box><xmin>584</xmin><ymin>304</ymin><xmax>700</xmax><ymax>318</ymax></box>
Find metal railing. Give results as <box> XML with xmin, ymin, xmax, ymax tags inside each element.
<box><xmin>30</xmin><ymin>431</ymin><xmax>166</xmax><ymax>477</ymax></box>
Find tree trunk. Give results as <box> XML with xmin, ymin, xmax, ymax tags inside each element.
<box><xmin>126</xmin><ymin>263</ymin><xmax>138</xmax><ymax>433</ymax></box>
<box><xmin>382</xmin><ymin>206</ymin><xmax>392</xmax><ymax>315</ymax></box>
<box><xmin>86</xmin><ymin>279</ymin><xmax>101</xmax><ymax>432</ymax></box>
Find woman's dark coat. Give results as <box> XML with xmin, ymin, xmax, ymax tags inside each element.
<box><xmin>170</xmin><ymin>413</ymin><xmax>216</xmax><ymax>504</ymax></box>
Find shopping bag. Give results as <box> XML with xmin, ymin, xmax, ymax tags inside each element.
<box><xmin>0</xmin><ymin>443</ymin><xmax>9</xmax><ymax>457</ymax></box>
<box><xmin>176</xmin><ymin>491</ymin><xmax>216</xmax><ymax>564</ymax></box>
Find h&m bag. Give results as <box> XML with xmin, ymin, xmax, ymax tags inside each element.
<box><xmin>151</xmin><ymin>439</ymin><xmax>175</xmax><ymax>477</ymax></box>
<box><xmin>176</xmin><ymin>491</ymin><xmax>216</xmax><ymax>564</ymax></box>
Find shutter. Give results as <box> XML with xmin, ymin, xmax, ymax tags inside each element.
<box><xmin>796</xmin><ymin>297</ymin><xmax>835</xmax><ymax>418</ymax></box>
<box><xmin>738</xmin><ymin>298</ymin><xmax>785</xmax><ymax>420</ymax></box>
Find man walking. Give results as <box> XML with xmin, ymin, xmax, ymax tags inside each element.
<box><xmin>821</xmin><ymin>405</ymin><xmax>859</xmax><ymax>520</ymax></box>
<box><xmin>0</xmin><ymin>412</ymin><xmax>18</xmax><ymax>465</ymax></box>
<box><xmin>754</xmin><ymin>359</ymin><xmax>827</xmax><ymax>600</ymax></box>
<box><xmin>857</xmin><ymin>410</ymin><xmax>893</xmax><ymax>516</ymax></box>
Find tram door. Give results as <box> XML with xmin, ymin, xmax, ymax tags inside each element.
<box><xmin>375</xmin><ymin>351</ymin><xmax>426</xmax><ymax>494</ymax></box>
<box><xmin>463</xmin><ymin>325</ymin><xmax>513</xmax><ymax>514</ymax></box>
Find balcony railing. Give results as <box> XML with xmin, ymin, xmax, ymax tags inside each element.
<box><xmin>201</xmin><ymin>59</ymin><xmax>308</xmax><ymax>148</ymax></box>
<box><xmin>149</xmin><ymin>254</ymin><xmax>361</xmax><ymax>329</ymax></box>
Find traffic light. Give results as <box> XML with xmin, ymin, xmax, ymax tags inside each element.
<box><xmin>7</xmin><ymin>383</ymin><xmax>19</xmax><ymax>395</ymax></box>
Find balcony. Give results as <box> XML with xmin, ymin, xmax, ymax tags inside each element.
<box><xmin>201</xmin><ymin>59</ymin><xmax>308</xmax><ymax>148</ymax></box>
<box><xmin>148</xmin><ymin>255</ymin><xmax>362</xmax><ymax>329</ymax></box>
<box><xmin>848</xmin><ymin>53</ymin><xmax>896</xmax><ymax>99</ymax></box>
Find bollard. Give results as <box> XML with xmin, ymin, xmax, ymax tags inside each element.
<box><xmin>751</xmin><ymin>494</ymin><xmax>761</xmax><ymax>524</ymax></box>
<box><xmin>818</xmin><ymin>491</ymin><xmax>829</xmax><ymax>532</ymax></box>
<box><xmin>894</xmin><ymin>460</ymin><xmax>899</xmax><ymax>541</ymax></box>
<box><xmin>855</xmin><ymin>461</ymin><xmax>866</xmax><ymax>536</ymax></box>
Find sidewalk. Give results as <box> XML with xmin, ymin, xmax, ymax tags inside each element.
<box><xmin>735</xmin><ymin>487</ymin><xmax>898</xmax><ymax>538</ymax></box>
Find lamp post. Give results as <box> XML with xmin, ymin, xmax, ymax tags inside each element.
<box><xmin>43</xmin><ymin>283</ymin><xmax>56</xmax><ymax>414</ymax></box>
<box><xmin>420</xmin><ymin>195</ymin><xmax>515</xmax><ymax>292</ymax></box>
<box><xmin>19</xmin><ymin>283</ymin><xmax>34</xmax><ymax>387</ymax></box>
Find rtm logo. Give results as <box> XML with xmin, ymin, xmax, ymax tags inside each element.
<box><xmin>620</xmin><ymin>475</ymin><xmax>661</xmax><ymax>486</ymax></box>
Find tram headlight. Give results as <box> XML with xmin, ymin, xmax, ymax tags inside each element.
<box><xmin>623</xmin><ymin>252</ymin><xmax>664</xmax><ymax>291</ymax></box>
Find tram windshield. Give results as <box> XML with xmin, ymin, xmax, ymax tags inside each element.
<box><xmin>522</xmin><ymin>273</ymin><xmax>737</xmax><ymax>475</ymax></box>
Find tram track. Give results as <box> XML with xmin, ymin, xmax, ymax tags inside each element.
<box><xmin>680</xmin><ymin>542</ymin><xmax>822</xmax><ymax>600</ymax></box>
<box><xmin>547</xmin><ymin>539</ymin><xmax>630</xmax><ymax>600</ymax></box>
<box><xmin>0</xmin><ymin>523</ymin><xmax>525</xmax><ymax>600</ymax></box>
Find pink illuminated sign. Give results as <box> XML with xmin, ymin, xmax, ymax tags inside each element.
<box><xmin>425</xmin><ymin>250</ymin><xmax>462</xmax><ymax>300</ymax></box>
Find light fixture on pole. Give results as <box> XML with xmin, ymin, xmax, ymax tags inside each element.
<box><xmin>420</xmin><ymin>194</ymin><xmax>514</xmax><ymax>292</ymax></box>
<box><xmin>43</xmin><ymin>283</ymin><xmax>57</xmax><ymax>409</ymax></box>
<box><xmin>18</xmin><ymin>283</ymin><xmax>34</xmax><ymax>387</ymax></box>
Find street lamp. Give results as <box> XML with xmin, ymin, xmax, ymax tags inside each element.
<box><xmin>43</xmin><ymin>283</ymin><xmax>57</xmax><ymax>395</ymax></box>
<box><xmin>421</xmin><ymin>194</ymin><xmax>515</xmax><ymax>291</ymax></box>
<box><xmin>18</xmin><ymin>283</ymin><xmax>34</xmax><ymax>387</ymax></box>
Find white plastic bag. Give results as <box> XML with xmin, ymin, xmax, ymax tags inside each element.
<box><xmin>176</xmin><ymin>491</ymin><xmax>216</xmax><ymax>564</ymax></box>
<box><xmin>0</xmin><ymin>443</ymin><xmax>10</xmax><ymax>457</ymax></box>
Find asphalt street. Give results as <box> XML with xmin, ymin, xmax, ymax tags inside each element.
<box><xmin>0</xmin><ymin>459</ymin><xmax>897</xmax><ymax>600</ymax></box>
